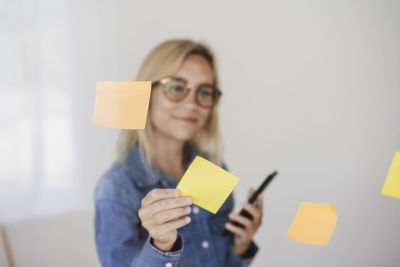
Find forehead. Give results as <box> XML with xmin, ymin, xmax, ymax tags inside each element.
<box><xmin>173</xmin><ymin>55</ymin><xmax>215</xmax><ymax>85</ymax></box>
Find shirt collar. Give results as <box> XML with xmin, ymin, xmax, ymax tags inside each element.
<box><xmin>125</xmin><ymin>142</ymin><xmax>199</xmax><ymax>188</ymax></box>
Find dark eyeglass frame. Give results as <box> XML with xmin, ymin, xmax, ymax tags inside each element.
<box><xmin>151</xmin><ymin>76</ymin><xmax>222</xmax><ymax>108</ymax></box>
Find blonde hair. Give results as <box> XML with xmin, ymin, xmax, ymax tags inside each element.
<box><xmin>116</xmin><ymin>39</ymin><xmax>223</xmax><ymax>167</ymax></box>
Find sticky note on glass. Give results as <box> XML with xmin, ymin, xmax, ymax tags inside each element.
<box><xmin>381</xmin><ymin>152</ymin><xmax>400</xmax><ymax>199</ymax></box>
<box><xmin>92</xmin><ymin>81</ymin><xmax>151</xmax><ymax>129</ymax></box>
<box><xmin>286</xmin><ymin>202</ymin><xmax>337</xmax><ymax>246</ymax></box>
<box><xmin>177</xmin><ymin>156</ymin><xmax>239</xmax><ymax>214</ymax></box>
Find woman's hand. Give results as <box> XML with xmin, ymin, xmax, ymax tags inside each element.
<box><xmin>138</xmin><ymin>188</ymin><xmax>192</xmax><ymax>252</ymax></box>
<box><xmin>224</xmin><ymin>188</ymin><xmax>263</xmax><ymax>257</ymax></box>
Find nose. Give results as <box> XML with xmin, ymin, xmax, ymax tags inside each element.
<box><xmin>182</xmin><ymin>87</ymin><xmax>198</xmax><ymax>108</ymax></box>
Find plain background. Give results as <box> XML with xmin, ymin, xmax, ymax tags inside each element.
<box><xmin>1</xmin><ymin>0</ymin><xmax>400</xmax><ymax>266</ymax></box>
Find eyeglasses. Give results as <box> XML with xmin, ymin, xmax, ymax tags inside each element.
<box><xmin>151</xmin><ymin>77</ymin><xmax>222</xmax><ymax>108</ymax></box>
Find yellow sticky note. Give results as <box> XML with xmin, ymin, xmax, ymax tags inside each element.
<box><xmin>92</xmin><ymin>81</ymin><xmax>151</xmax><ymax>129</ymax></box>
<box><xmin>286</xmin><ymin>202</ymin><xmax>337</xmax><ymax>246</ymax></box>
<box><xmin>176</xmin><ymin>156</ymin><xmax>239</xmax><ymax>214</ymax></box>
<box><xmin>381</xmin><ymin>152</ymin><xmax>400</xmax><ymax>198</ymax></box>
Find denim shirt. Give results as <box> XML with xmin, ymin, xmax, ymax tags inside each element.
<box><xmin>94</xmin><ymin>143</ymin><xmax>258</xmax><ymax>267</ymax></box>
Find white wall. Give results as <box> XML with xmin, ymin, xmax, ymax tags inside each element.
<box><xmin>1</xmin><ymin>0</ymin><xmax>399</xmax><ymax>266</ymax></box>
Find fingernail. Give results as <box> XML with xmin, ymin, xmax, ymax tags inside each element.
<box><xmin>185</xmin><ymin>217</ymin><xmax>191</xmax><ymax>223</ymax></box>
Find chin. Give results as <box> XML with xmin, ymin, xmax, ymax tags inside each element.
<box><xmin>173</xmin><ymin>133</ymin><xmax>196</xmax><ymax>142</ymax></box>
<box><xmin>169</xmin><ymin>128</ymin><xmax>199</xmax><ymax>142</ymax></box>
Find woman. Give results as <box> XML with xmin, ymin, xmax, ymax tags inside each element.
<box><xmin>94</xmin><ymin>39</ymin><xmax>263</xmax><ymax>267</ymax></box>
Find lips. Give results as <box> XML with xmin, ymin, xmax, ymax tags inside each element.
<box><xmin>173</xmin><ymin>116</ymin><xmax>198</xmax><ymax>123</ymax></box>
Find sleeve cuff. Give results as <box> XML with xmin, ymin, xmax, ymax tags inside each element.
<box><xmin>240</xmin><ymin>240</ymin><xmax>258</xmax><ymax>260</ymax></box>
<box><xmin>150</xmin><ymin>235</ymin><xmax>183</xmax><ymax>252</ymax></box>
<box><xmin>136</xmin><ymin>235</ymin><xmax>183</xmax><ymax>267</ymax></box>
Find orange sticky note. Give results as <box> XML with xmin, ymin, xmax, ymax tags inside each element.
<box><xmin>286</xmin><ymin>202</ymin><xmax>337</xmax><ymax>246</ymax></box>
<box><xmin>92</xmin><ymin>81</ymin><xmax>151</xmax><ymax>129</ymax></box>
<box><xmin>381</xmin><ymin>152</ymin><xmax>400</xmax><ymax>198</ymax></box>
<box><xmin>176</xmin><ymin>156</ymin><xmax>239</xmax><ymax>214</ymax></box>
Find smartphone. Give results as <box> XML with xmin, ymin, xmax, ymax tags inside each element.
<box><xmin>223</xmin><ymin>171</ymin><xmax>278</xmax><ymax>236</ymax></box>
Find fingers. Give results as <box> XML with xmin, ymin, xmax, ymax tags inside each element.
<box><xmin>140</xmin><ymin>203</ymin><xmax>192</xmax><ymax>239</ymax></box>
<box><xmin>247</xmin><ymin>188</ymin><xmax>255</xmax><ymax>199</ymax></box>
<box><xmin>151</xmin><ymin>216</ymin><xmax>191</xmax><ymax>238</ymax></box>
<box><xmin>153</xmin><ymin>206</ymin><xmax>191</xmax><ymax>225</ymax></box>
<box><xmin>163</xmin><ymin>216</ymin><xmax>191</xmax><ymax>233</ymax></box>
<box><xmin>229</xmin><ymin>212</ymin><xmax>252</xmax><ymax>228</ymax></box>
<box><xmin>247</xmin><ymin>187</ymin><xmax>263</xmax><ymax>211</ymax></box>
<box><xmin>241</xmin><ymin>202</ymin><xmax>262</xmax><ymax>222</ymax></box>
<box><xmin>142</xmin><ymin>188</ymin><xmax>180</xmax><ymax>206</ymax></box>
<box><xmin>256</xmin><ymin>194</ymin><xmax>263</xmax><ymax>211</ymax></box>
<box><xmin>225</xmin><ymin>222</ymin><xmax>249</xmax><ymax>238</ymax></box>
<box><xmin>141</xmin><ymin>197</ymin><xmax>192</xmax><ymax>219</ymax></box>
<box><xmin>139</xmin><ymin>188</ymin><xmax>193</xmax><ymax>251</ymax></box>
<box><xmin>225</xmin><ymin>188</ymin><xmax>264</xmax><ymax>244</ymax></box>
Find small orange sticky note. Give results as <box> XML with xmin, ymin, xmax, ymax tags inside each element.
<box><xmin>177</xmin><ymin>156</ymin><xmax>239</xmax><ymax>214</ymax></box>
<box><xmin>381</xmin><ymin>152</ymin><xmax>400</xmax><ymax>199</ymax></box>
<box><xmin>92</xmin><ymin>81</ymin><xmax>151</xmax><ymax>129</ymax></box>
<box><xmin>286</xmin><ymin>202</ymin><xmax>337</xmax><ymax>246</ymax></box>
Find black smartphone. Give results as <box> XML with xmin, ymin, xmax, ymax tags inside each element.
<box><xmin>223</xmin><ymin>171</ymin><xmax>278</xmax><ymax>236</ymax></box>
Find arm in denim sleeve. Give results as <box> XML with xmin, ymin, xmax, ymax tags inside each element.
<box><xmin>220</xmin><ymin>200</ymin><xmax>259</xmax><ymax>267</ymax></box>
<box><xmin>223</xmin><ymin>237</ymin><xmax>259</xmax><ymax>267</ymax></box>
<box><xmin>95</xmin><ymin>199</ymin><xmax>184</xmax><ymax>267</ymax></box>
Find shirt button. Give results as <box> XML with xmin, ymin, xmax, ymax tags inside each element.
<box><xmin>202</xmin><ymin>241</ymin><xmax>209</xmax><ymax>248</ymax></box>
<box><xmin>193</xmin><ymin>206</ymin><xmax>200</xmax><ymax>214</ymax></box>
<box><xmin>165</xmin><ymin>263</ymin><xmax>172</xmax><ymax>267</ymax></box>
<box><xmin>161</xmin><ymin>180</ymin><xmax>168</xmax><ymax>186</ymax></box>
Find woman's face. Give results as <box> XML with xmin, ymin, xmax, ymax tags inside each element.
<box><xmin>150</xmin><ymin>55</ymin><xmax>214</xmax><ymax>143</ymax></box>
